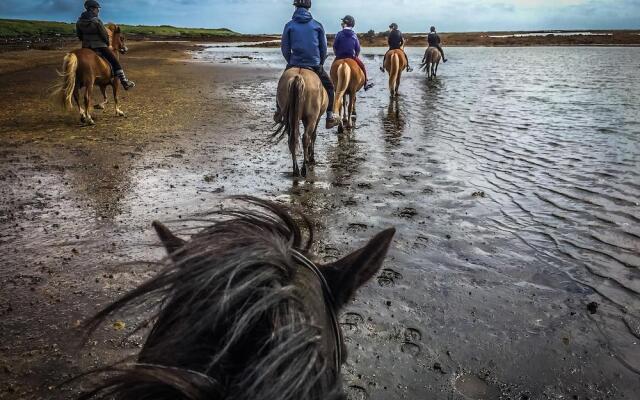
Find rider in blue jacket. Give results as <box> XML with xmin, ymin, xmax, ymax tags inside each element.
<box><xmin>277</xmin><ymin>0</ymin><xmax>338</xmax><ymax>129</ymax></box>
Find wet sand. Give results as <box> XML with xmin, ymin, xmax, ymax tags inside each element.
<box><xmin>1</xmin><ymin>42</ymin><xmax>640</xmax><ymax>399</ymax></box>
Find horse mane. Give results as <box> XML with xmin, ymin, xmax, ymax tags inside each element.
<box><xmin>78</xmin><ymin>197</ymin><xmax>343</xmax><ymax>400</ymax></box>
<box><xmin>105</xmin><ymin>23</ymin><xmax>121</xmax><ymax>34</ymax></box>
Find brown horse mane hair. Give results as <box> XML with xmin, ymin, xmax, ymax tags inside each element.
<box><xmin>105</xmin><ymin>23</ymin><xmax>121</xmax><ymax>34</ymax></box>
<box><xmin>76</xmin><ymin>197</ymin><xmax>344</xmax><ymax>400</ymax></box>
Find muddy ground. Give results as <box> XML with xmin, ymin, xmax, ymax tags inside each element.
<box><xmin>1</xmin><ymin>42</ymin><xmax>639</xmax><ymax>400</ymax></box>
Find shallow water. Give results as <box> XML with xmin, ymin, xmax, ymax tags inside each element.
<box><xmin>194</xmin><ymin>45</ymin><xmax>640</xmax><ymax>398</ymax></box>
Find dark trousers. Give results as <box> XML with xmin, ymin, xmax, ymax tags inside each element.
<box><xmin>93</xmin><ymin>47</ymin><xmax>123</xmax><ymax>74</ymax></box>
<box><xmin>434</xmin><ymin>45</ymin><xmax>445</xmax><ymax>59</ymax></box>
<box><xmin>383</xmin><ymin>48</ymin><xmax>410</xmax><ymax>67</ymax></box>
<box><xmin>286</xmin><ymin>65</ymin><xmax>334</xmax><ymax>113</ymax></box>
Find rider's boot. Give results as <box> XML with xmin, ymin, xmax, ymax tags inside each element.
<box><xmin>115</xmin><ymin>70</ymin><xmax>135</xmax><ymax>90</ymax></box>
<box><xmin>364</xmin><ymin>80</ymin><xmax>375</xmax><ymax>91</ymax></box>
<box><xmin>326</xmin><ymin>111</ymin><xmax>339</xmax><ymax>129</ymax></box>
<box><xmin>406</xmin><ymin>64</ymin><xmax>414</xmax><ymax>72</ymax></box>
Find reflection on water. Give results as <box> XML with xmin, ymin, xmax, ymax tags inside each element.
<box><xmin>382</xmin><ymin>98</ymin><xmax>405</xmax><ymax>147</ymax></box>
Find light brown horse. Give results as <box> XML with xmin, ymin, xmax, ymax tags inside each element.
<box><xmin>384</xmin><ymin>49</ymin><xmax>408</xmax><ymax>98</ymax></box>
<box><xmin>420</xmin><ymin>47</ymin><xmax>441</xmax><ymax>80</ymax></box>
<box><xmin>53</xmin><ymin>24</ymin><xmax>129</xmax><ymax>125</ymax></box>
<box><xmin>274</xmin><ymin>68</ymin><xmax>328</xmax><ymax>177</ymax></box>
<box><xmin>330</xmin><ymin>58</ymin><xmax>365</xmax><ymax>134</ymax></box>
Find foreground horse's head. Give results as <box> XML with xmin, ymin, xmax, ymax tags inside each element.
<box><xmin>80</xmin><ymin>197</ymin><xmax>395</xmax><ymax>400</ymax></box>
<box><xmin>105</xmin><ymin>23</ymin><xmax>128</xmax><ymax>54</ymax></box>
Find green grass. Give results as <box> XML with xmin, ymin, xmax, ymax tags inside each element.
<box><xmin>0</xmin><ymin>18</ymin><xmax>239</xmax><ymax>38</ymax></box>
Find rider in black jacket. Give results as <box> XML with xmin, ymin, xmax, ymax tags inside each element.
<box><xmin>380</xmin><ymin>23</ymin><xmax>413</xmax><ymax>72</ymax></box>
<box><xmin>427</xmin><ymin>26</ymin><xmax>447</xmax><ymax>63</ymax></box>
<box><xmin>76</xmin><ymin>0</ymin><xmax>135</xmax><ymax>89</ymax></box>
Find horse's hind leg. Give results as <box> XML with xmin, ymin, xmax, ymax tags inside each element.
<box><xmin>309</xmin><ymin>116</ymin><xmax>321</xmax><ymax>164</ymax></box>
<box><xmin>347</xmin><ymin>93</ymin><xmax>356</xmax><ymax>130</ymax></box>
<box><xmin>112</xmin><ymin>81</ymin><xmax>125</xmax><ymax>117</ymax></box>
<box><xmin>289</xmin><ymin>131</ymin><xmax>300</xmax><ymax>177</ymax></box>
<box><xmin>94</xmin><ymin>86</ymin><xmax>108</xmax><ymax>110</ymax></box>
<box><xmin>74</xmin><ymin>87</ymin><xmax>85</xmax><ymax>123</ymax></box>
<box><xmin>301</xmin><ymin>121</ymin><xmax>314</xmax><ymax>177</ymax></box>
<box><xmin>83</xmin><ymin>82</ymin><xmax>95</xmax><ymax>125</ymax></box>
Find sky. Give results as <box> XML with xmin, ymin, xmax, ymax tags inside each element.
<box><xmin>0</xmin><ymin>0</ymin><xmax>639</xmax><ymax>34</ymax></box>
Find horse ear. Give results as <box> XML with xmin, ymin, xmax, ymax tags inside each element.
<box><xmin>152</xmin><ymin>221</ymin><xmax>186</xmax><ymax>258</ymax></box>
<box><xmin>321</xmin><ymin>228</ymin><xmax>395</xmax><ymax>309</ymax></box>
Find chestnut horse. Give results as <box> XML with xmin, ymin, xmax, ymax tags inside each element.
<box><xmin>383</xmin><ymin>49</ymin><xmax>408</xmax><ymax>98</ymax></box>
<box><xmin>330</xmin><ymin>58</ymin><xmax>365</xmax><ymax>134</ymax></box>
<box><xmin>53</xmin><ymin>24</ymin><xmax>129</xmax><ymax>125</ymax></box>
<box><xmin>420</xmin><ymin>47</ymin><xmax>441</xmax><ymax>80</ymax></box>
<box><xmin>274</xmin><ymin>68</ymin><xmax>328</xmax><ymax>177</ymax></box>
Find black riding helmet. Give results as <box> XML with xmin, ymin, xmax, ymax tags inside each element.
<box><xmin>389</xmin><ymin>23</ymin><xmax>398</xmax><ymax>30</ymax></box>
<box><xmin>293</xmin><ymin>0</ymin><xmax>311</xmax><ymax>8</ymax></box>
<box><xmin>430</xmin><ymin>26</ymin><xmax>436</xmax><ymax>32</ymax></box>
<box><xmin>84</xmin><ymin>0</ymin><xmax>101</xmax><ymax>9</ymax></box>
<box><xmin>341</xmin><ymin>15</ymin><xmax>355</xmax><ymax>28</ymax></box>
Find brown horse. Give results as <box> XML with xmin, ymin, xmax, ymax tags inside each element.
<box><xmin>53</xmin><ymin>24</ymin><xmax>129</xmax><ymax>125</ymax></box>
<box><xmin>77</xmin><ymin>197</ymin><xmax>395</xmax><ymax>400</ymax></box>
<box><xmin>420</xmin><ymin>47</ymin><xmax>441</xmax><ymax>80</ymax></box>
<box><xmin>384</xmin><ymin>49</ymin><xmax>408</xmax><ymax>98</ymax></box>
<box><xmin>330</xmin><ymin>59</ymin><xmax>365</xmax><ymax>134</ymax></box>
<box><xmin>274</xmin><ymin>68</ymin><xmax>328</xmax><ymax>177</ymax></box>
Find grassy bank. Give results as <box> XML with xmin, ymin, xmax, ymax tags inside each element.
<box><xmin>0</xmin><ymin>18</ymin><xmax>239</xmax><ymax>38</ymax></box>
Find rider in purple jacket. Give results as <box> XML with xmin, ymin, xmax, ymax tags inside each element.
<box><xmin>333</xmin><ymin>15</ymin><xmax>374</xmax><ymax>91</ymax></box>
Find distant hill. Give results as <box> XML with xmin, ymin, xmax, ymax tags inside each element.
<box><xmin>0</xmin><ymin>18</ymin><xmax>240</xmax><ymax>38</ymax></box>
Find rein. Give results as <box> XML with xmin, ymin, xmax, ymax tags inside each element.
<box><xmin>290</xmin><ymin>250</ymin><xmax>343</xmax><ymax>374</ymax></box>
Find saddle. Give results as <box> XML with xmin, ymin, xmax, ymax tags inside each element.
<box><xmin>91</xmin><ymin>48</ymin><xmax>116</xmax><ymax>77</ymax></box>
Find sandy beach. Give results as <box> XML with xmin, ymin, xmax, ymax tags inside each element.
<box><xmin>1</xmin><ymin>41</ymin><xmax>639</xmax><ymax>399</ymax></box>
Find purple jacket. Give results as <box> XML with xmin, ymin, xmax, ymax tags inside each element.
<box><xmin>333</xmin><ymin>27</ymin><xmax>360</xmax><ymax>59</ymax></box>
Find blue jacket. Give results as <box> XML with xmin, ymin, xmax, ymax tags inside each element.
<box><xmin>281</xmin><ymin>7</ymin><xmax>328</xmax><ymax>67</ymax></box>
<box><xmin>333</xmin><ymin>27</ymin><xmax>361</xmax><ymax>59</ymax></box>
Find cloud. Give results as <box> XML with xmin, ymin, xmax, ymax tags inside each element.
<box><xmin>0</xmin><ymin>0</ymin><xmax>638</xmax><ymax>33</ymax></box>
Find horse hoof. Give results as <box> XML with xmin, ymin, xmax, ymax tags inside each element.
<box><xmin>80</xmin><ymin>116</ymin><xmax>86</xmax><ymax>123</ymax></box>
<box><xmin>337</xmin><ymin>125</ymin><xmax>344</xmax><ymax>134</ymax></box>
<box><xmin>116</xmin><ymin>111</ymin><xmax>126</xmax><ymax>117</ymax></box>
<box><xmin>94</xmin><ymin>104</ymin><xmax>105</xmax><ymax>110</ymax></box>
<box><xmin>301</xmin><ymin>166</ymin><xmax>307</xmax><ymax>177</ymax></box>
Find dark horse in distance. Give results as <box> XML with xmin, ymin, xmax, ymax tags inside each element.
<box><xmin>78</xmin><ymin>197</ymin><xmax>395</xmax><ymax>400</ymax></box>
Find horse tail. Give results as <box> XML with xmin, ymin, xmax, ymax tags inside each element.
<box><xmin>287</xmin><ymin>75</ymin><xmax>305</xmax><ymax>152</ymax></box>
<box><xmin>420</xmin><ymin>49</ymin><xmax>431</xmax><ymax>72</ymax></box>
<box><xmin>334</xmin><ymin>62</ymin><xmax>350</xmax><ymax>114</ymax></box>
<box><xmin>389</xmin><ymin>52</ymin><xmax>400</xmax><ymax>92</ymax></box>
<box><xmin>53</xmin><ymin>53</ymin><xmax>78</xmax><ymax>110</ymax></box>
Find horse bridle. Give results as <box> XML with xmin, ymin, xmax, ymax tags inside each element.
<box><xmin>291</xmin><ymin>249</ymin><xmax>344</xmax><ymax>374</ymax></box>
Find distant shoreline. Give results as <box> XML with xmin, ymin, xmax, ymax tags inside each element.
<box><xmin>1</xmin><ymin>18</ymin><xmax>639</xmax><ymax>51</ymax></box>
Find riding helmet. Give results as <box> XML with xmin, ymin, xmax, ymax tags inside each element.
<box><xmin>389</xmin><ymin>23</ymin><xmax>398</xmax><ymax>30</ymax></box>
<box><xmin>341</xmin><ymin>15</ymin><xmax>355</xmax><ymax>27</ymax></box>
<box><xmin>293</xmin><ymin>0</ymin><xmax>312</xmax><ymax>8</ymax></box>
<box><xmin>430</xmin><ymin>26</ymin><xmax>436</xmax><ymax>32</ymax></box>
<box><xmin>84</xmin><ymin>0</ymin><xmax>101</xmax><ymax>9</ymax></box>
